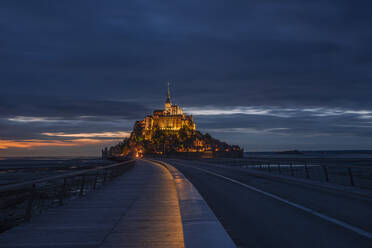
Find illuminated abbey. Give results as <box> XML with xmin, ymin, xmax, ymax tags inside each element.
<box><xmin>136</xmin><ymin>82</ymin><xmax>196</xmax><ymax>140</ymax></box>
<box><xmin>102</xmin><ymin>82</ymin><xmax>243</xmax><ymax>159</ymax></box>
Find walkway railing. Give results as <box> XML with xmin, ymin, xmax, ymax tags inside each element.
<box><xmin>0</xmin><ymin>160</ymin><xmax>135</xmax><ymax>232</ymax></box>
<box><xmin>203</xmin><ymin>158</ymin><xmax>372</xmax><ymax>190</ymax></box>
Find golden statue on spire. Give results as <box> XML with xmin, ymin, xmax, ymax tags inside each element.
<box><xmin>166</xmin><ymin>81</ymin><xmax>171</xmax><ymax>104</ymax></box>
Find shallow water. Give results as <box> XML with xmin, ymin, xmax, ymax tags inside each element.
<box><xmin>0</xmin><ymin>157</ymin><xmax>112</xmax><ymax>185</ymax></box>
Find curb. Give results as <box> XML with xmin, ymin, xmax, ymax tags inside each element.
<box><xmin>147</xmin><ymin>159</ymin><xmax>236</xmax><ymax>248</ymax></box>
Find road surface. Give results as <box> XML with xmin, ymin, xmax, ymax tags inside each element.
<box><xmin>165</xmin><ymin>159</ymin><xmax>372</xmax><ymax>248</ymax></box>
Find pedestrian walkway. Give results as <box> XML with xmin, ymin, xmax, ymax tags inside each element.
<box><xmin>0</xmin><ymin>160</ymin><xmax>185</xmax><ymax>248</ymax></box>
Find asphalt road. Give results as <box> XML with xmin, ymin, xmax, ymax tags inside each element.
<box><xmin>165</xmin><ymin>159</ymin><xmax>372</xmax><ymax>248</ymax></box>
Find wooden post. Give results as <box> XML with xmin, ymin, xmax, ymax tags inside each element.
<box><xmin>25</xmin><ymin>184</ymin><xmax>36</xmax><ymax>222</ymax></box>
<box><xmin>103</xmin><ymin>169</ymin><xmax>107</xmax><ymax>183</ymax></box>
<box><xmin>79</xmin><ymin>175</ymin><xmax>86</xmax><ymax>197</ymax></box>
<box><xmin>59</xmin><ymin>178</ymin><xmax>67</xmax><ymax>206</ymax></box>
<box><xmin>348</xmin><ymin>168</ymin><xmax>354</xmax><ymax>186</ymax></box>
<box><xmin>305</xmin><ymin>165</ymin><xmax>310</xmax><ymax>179</ymax></box>
<box><xmin>93</xmin><ymin>171</ymin><xmax>99</xmax><ymax>190</ymax></box>
<box><xmin>323</xmin><ymin>166</ymin><xmax>329</xmax><ymax>182</ymax></box>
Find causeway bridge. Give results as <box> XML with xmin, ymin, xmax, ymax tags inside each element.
<box><xmin>1</xmin><ymin>159</ymin><xmax>372</xmax><ymax>247</ymax></box>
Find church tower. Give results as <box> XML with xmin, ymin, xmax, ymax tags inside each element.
<box><xmin>165</xmin><ymin>81</ymin><xmax>172</xmax><ymax>112</ymax></box>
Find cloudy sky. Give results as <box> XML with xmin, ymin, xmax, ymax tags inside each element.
<box><xmin>1</xmin><ymin>0</ymin><xmax>372</xmax><ymax>156</ymax></box>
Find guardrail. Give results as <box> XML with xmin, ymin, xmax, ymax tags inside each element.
<box><xmin>203</xmin><ymin>158</ymin><xmax>372</xmax><ymax>190</ymax></box>
<box><xmin>0</xmin><ymin>160</ymin><xmax>135</xmax><ymax>232</ymax></box>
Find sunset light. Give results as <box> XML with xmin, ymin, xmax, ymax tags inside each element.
<box><xmin>0</xmin><ymin>139</ymin><xmax>121</xmax><ymax>150</ymax></box>
<box><xmin>42</xmin><ymin>131</ymin><xmax>131</xmax><ymax>138</ymax></box>
<box><xmin>1</xmin><ymin>1</ymin><xmax>372</xmax><ymax>247</ymax></box>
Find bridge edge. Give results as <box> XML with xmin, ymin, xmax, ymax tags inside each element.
<box><xmin>146</xmin><ymin>159</ymin><xmax>237</xmax><ymax>248</ymax></box>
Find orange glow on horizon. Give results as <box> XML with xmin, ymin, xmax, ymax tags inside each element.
<box><xmin>0</xmin><ymin>139</ymin><xmax>122</xmax><ymax>150</ymax></box>
<box><xmin>42</xmin><ymin>131</ymin><xmax>130</xmax><ymax>138</ymax></box>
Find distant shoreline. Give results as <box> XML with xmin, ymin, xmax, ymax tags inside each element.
<box><xmin>2</xmin><ymin>150</ymin><xmax>372</xmax><ymax>160</ymax></box>
<box><xmin>246</xmin><ymin>149</ymin><xmax>372</xmax><ymax>154</ymax></box>
<box><xmin>0</xmin><ymin>156</ymin><xmax>101</xmax><ymax>160</ymax></box>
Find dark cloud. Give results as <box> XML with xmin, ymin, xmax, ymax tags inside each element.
<box><xmin>0</xmin><ymin>95</ymin><xmax>150</xmax><ymax>119</ymax></box>
<box><xmin>1</xmin><ymin>0</ymin><xmax>372</xmax><ymax>153</ymax></box>
<box><xmin>196</xmin><ymin>113</ymin><xmax>372</xmax><ymax>138</ymax></box>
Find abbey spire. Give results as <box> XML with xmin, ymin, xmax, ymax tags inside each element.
<box><xmin>166</xmin><ymin>81</ymin><xmax>171</xmax><ymax>104</ymax></box>
<box><xmin>165</xmin><ymin>81</ymin><xmax>172</xmax><ymax>111</ymax></box>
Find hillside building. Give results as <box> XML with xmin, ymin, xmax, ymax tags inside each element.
<box><xmin>135</xmin><ymin>82</ymin><xmax>196</xmax><ymax>140</ymax></box>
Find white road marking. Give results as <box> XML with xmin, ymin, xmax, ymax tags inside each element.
<box><xmin>186</xmin><ymin>164</ymin><xmax>372</xmax><ymax>240</ymax></box>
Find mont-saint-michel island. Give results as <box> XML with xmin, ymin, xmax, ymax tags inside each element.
<box><xmin>2</xmin><ymin>2</ymin><xmax>372</xmax><ymax>248</ymax></box>
<box><xmin>102</xmin><ymin>82</ymin><xmax>243</xmax><ymax>159</ymax></box>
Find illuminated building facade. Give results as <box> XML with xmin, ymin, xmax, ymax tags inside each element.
<box><xmin>136</xmin><ymin>82</ymin><xmax>196</xmax><ymax>140</ymax></box>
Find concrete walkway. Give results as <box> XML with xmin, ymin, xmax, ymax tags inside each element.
<box><xmin>0</xmin><ymin>160</ymin><xmax>184</xmax><ymax>248</ymax></box>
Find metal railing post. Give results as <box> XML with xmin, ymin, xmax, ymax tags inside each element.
<box><xmin>103</xmin><ymin>169</ymin><xmax>107</xmax><ymax>183</ymax></box>
<box><xmin>323</xmin><ymin>166</ymin><xmax>329</xmax><ymax>182</ymax></box>
<box><xmin>108</xmin><ymin>168</ymin><xmax>113</xmax><ymax>180</ymax></box>
<box><xmin>268</xmin><ymin>165</ymin><xmax>271</xmax><ymax>173</ymax></box>
<box><xmin>111</xmin><ymin>168</ymin><xmax>114</xmax><ymax>179</ymax></box>
<box><xmin>348</xmin><ymin>167</ymin><xmax>354</xmax><ymax>186</ymax></box>
<box><xmin>0</xmin><ymin>160</ymin><xmax>134</xmax><ymax>229</ymax></box>
<box><xmin>305</xmin><ymin>165</ymin><xmax>310</xmax><ymax>179</ymax></box>
<box><xmin>277</xmin><ymin>164</ymin><xmax>281</xmax><ymax>174</ymax></box>
<box><xmin>290</xmin><ymin>164</ymin><xmax>294</xmax><ymax>176</ymax></box>
<box><xmin>79</xmin><ymin>175</ymin><xmax>86</xmax><ymax>197</ymax></box>
<box><xmin>59</xmin><ymin>178</ymin><xmax>67</xmax><ymax>206</ymax></box>
<box><xmin>93</xmin><ymin>171</ymin><xmax>99</xmax><ymax>190</ymax></box>
<box><xmin>25</xmin><ymin>184</ymin><xmax>36</xmax><ymax>222</ymax></box>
